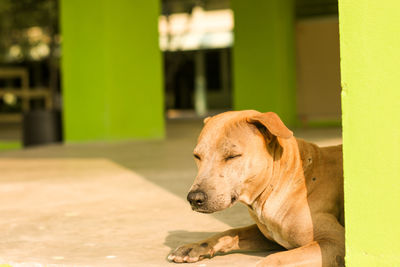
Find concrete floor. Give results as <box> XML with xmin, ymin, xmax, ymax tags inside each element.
<box><xmin>0</xmin><ymin>120</ymin><xmax>342</xmax><ymax>267</ymax></box>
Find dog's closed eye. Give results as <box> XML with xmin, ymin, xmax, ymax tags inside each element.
<box><xmin>225</xmin><ymin>154</ymin><xmax>242</xmax><ymax>161</ymax></box>
<box><xmin>194</xmin><ymin>154</ymin><xmax>201</xmax><ymax>160</ymax></box>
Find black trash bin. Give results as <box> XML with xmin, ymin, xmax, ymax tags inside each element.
<box><xmin>22</xmin><ymin>110</ymin><xmax>62</xmax><ymax>147</ymax></box>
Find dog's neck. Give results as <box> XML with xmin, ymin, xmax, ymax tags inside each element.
<box><xmin>239</xmin><ymin>137</ymin><xmax>307</xmax><ymax>209</ymax></box>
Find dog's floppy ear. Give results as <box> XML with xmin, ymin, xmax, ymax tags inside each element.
<box><xmin>247</xmin><ymin>112</ymin><xmax>293</xmax><ymax>140</ymax></box>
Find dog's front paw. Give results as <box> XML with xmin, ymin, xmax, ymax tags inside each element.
<box><xmin>167</xmin><ymin>242</ymin><xmax>213</xmax><ymax>263</ymax></box>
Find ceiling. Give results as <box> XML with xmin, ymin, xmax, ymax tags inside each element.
<box><xmin>161</xmin><ymin>0</ymin><xmax>338</xmax><ymax>18</ymax></box>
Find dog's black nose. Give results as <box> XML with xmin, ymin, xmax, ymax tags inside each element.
<box><xmin>187</xmin><ymin>190</ymin><xmax>207</xmax><ymax>207</ymax></box>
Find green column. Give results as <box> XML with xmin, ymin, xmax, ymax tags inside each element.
<box><xmin>231</xmin><ymin>0</ymin><xmax>296</xmax><ymax>125</ymax></box>
<box><xmin>339</xmin><ymin>1</ymin><xmax>400</xmax><ymax>266</ymax></box>
<box><xmin>60</xmin><ymin>0</ymin><xmax>164</xmax><ymax>141</ymax></box>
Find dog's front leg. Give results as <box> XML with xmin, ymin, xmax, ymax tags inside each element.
<box><xmin>168</xmin><ymin>224</ymin><xmax>282</xmax><ymax>263</ymax></box>
<box><xmin>256</xmin><ymin>215</ymin><xmax>345</xmax><ymax>267</ymax></box>
<box><xmin>256</xmin><ymin>240</ymin><xmax>344</xmax><ymax>267</ymax></box>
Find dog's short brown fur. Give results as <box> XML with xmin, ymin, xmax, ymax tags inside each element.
<box><xmin>168</xmin><ymin>110</ymin><xmax>344</xmax><ymax>267</ymax></box>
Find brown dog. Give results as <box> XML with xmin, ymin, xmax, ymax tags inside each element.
<box><xmin>168</xmin><ymin>110</ymin><xmax>344</xmax><ymax>267</ymax></box>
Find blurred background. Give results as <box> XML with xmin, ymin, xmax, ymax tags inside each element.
<box><xmin>0</xmin><ymin>0</ymin><xmax>340</xmax><ymax>148</ymax></box>
<box><xmin>0</xmin><ymin>1</ymin><xmax>344</xmax><ymax>265</ymax></box>
<box><xmin>1</xmin><ymin>2</ymin><xmax>399</xmax><ymax>266</ymax></box>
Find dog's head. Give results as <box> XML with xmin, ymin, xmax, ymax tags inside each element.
<box><xmin>187</xmin><ymin>110</ymin><xmax>293</xmax><ymax>213</ymax></box>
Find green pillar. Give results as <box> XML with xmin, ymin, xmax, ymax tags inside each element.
<box><xmin>339</xmin><ymin>1</ymin><xmax>400</xmax><ymax>266</ymax></box>
<box><xmin>60</xmin><ymin>0</ymin><xmax>164</xmax><ymax>141</ymax></box>
<box><xmin>231</xmin><ymin>0</ymin><xmax>296</xmax><ymax>125</ymax></box>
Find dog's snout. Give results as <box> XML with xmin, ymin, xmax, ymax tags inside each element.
<box><xmin>187</xmin><ymin>190</ymin><xmax>207</xmax><ymax>207</ymax></box>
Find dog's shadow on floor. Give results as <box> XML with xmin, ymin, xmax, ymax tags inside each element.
<box><xmin>164</xmin><ymin>230</ymin><xmax>276</xmax><ymax>259</ymax></box>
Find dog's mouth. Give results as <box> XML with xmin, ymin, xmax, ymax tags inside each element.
<box><xmin>195</xmin><ymin>209</ymin><xmax>214</xmax><ymax>214</ymax></box>
<box><xmin>191</xmin><ymin>206</ymin><xmax>214</xmax><ymax>213</ymax></box>
<box><xmin>231</xmin><ymin>195</ymin><xmax>238</xmax><ymax>205</ymax></box>
<box><xmin>191</xmin><ymin>206</ymin><xmax>214</xmax><ymax>214</ymax></box>
<box><xmin>229</xmin><ymin>192</ymin><xmax>240</xmax><ymax>207</ymax></box>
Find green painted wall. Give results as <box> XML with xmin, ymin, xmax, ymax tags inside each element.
<box><xmin>60</xmin><ymin>0</ymin><xmax>164</xmax><ymax>141</ymax></box>
<box><xmin>231</xmin><ymin>0</ymin><xmax>296</xmax><ymax>125</ymax></box>
<box><xmin>339</xmin><ymin>1</ymin><xmax>400</xmax><ymax>266</ymax></box>
<box><xmin>0</xmin><ymin>141</ymin><xmax>21</xmax><ymax>151</ymax></box>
